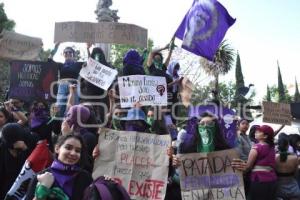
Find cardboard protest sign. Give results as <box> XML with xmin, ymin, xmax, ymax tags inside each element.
<box><xmin>180</xmin><ymin>77</ymin><xmax>193</xmax><ymax>107</ymax></box>
<box><xmin>54</xmin><ymin>21</ymin><xmax>148</xmax><ymax>48</ymax></box>
<box><xmin>263</xmin><ymin>101</ymin><xmax>292</xmax><ymax>125</ymax></box>
<box><xmin>93</xmin><ymin>129</ymin><xmax>171</xmax><ymax>200</ymax></box>
<box><xmin>178</xmin><ymin>149</ymin><xmax>245</xmax><ymax>200</ymax></box>
<box><xmin>80</xmin><ymin>58</ymin><xmax>118</xmax><ymax>90</ymax></box>
<box><xmin>0</xmin><ymin>30</ymin><xmax>43</xmax><ymax>61</ymax></box>
<box><xmin>118</xmin><ymin>75</ymin><xmax>167</xmax><ymax>108</ymax></box>
<box><xmin>9</xmin><ymin>60</ymin><xmax>58</xmax><ymax>102</ymax></box>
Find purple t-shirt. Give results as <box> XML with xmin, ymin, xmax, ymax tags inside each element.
<box><xmin>251</xmin><ymin>143</ymin><xmax>277</xmax><ymax>182</ymax></box>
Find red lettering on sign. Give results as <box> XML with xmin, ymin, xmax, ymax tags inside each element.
<box><xmin>129</xmin><ymin>179</ymin><xmax>164</xmax><ymax>200</ymax></box>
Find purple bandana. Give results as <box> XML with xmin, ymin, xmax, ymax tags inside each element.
<box><xmin>50</xmin><ymin>159</ymin><xmax>80</xmax><ymax>197</ymax></box>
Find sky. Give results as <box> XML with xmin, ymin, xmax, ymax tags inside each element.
<box><xmin>2</xmin><ymin>0</ymin><xmax>300</xmax><ymax>103</ymax></box>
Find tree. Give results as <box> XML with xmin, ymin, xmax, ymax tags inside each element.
<box><xmin>0</xmin><ymin>3</ymin><xmax>15</xmax><ymax>32</ymax></box>
<box><xmin>266</xmin><ymin>85</ymin><xmax>271</xmax><ymax>102</ymax></box>
<box><xmin>294</xmin><ymin>78</ymin><xmax>300</xmax><ymax>103</ymax></box>
<box><xmin>277</xmin><ymin>61</ymin><xmax>286</xmax><ymax>103</ymax></box>
<box><xmin>0</xmin><ymin>3</ymin><xmax>15</xmax><ymax>101</ymax></box>
<box><xmin>233</xmin><ymin>52</ymin><xmax>246</xmax><ymax>107</ymax></box>
<box><xmin>200</xmin><ymin>40</ymin><xmax>235</xmax><ymax>101</ymax></box>
<box><xmin>110</xmin><ymin>38</ymin><xmax>154</xmax><ymax>72</ymax></box>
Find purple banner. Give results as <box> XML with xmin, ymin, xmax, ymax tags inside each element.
<box><xmin>175</xmin><ymin>0</ymin><xmax>236</xmax><ymax>61</ymax></box>
<box><xmin>9</xmin><ymin>60</ymin><xmax>58</xmax><ymax>103</ymax></box>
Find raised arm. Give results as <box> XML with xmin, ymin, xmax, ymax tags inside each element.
<box><xmin>164</xmin><ymin>37</ymin><xmax>175</xmax><ymax>67</ymax></box>
<box><xmin>48</xmin><ymin>42</ymin><xmax>60</xmax><ymax>60</ymax></box>
<box><xmin>146</xmin><ymin>44</ymin><xmax>169</xmax><ymax>67</ymax></box>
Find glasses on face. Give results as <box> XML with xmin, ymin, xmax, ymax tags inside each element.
<box><xmin>198</xmin><ymin>120</ymin><xmax>216</xmax><ymax>127</ymax></box>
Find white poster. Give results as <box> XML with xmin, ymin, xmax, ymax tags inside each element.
<box><xmin>118</xmin><ymin>75</ymin><xmax>167</xmax><ymax>108</ymax></box>
<box><xmin>93</xmin><ymin>129</ymin><xmax>171</xmax><ymax>200</ymax></box>
<box><xmin>80</xmin><ymin>58</ymin><xmax>118</xmax><ymax>90</ymax></box>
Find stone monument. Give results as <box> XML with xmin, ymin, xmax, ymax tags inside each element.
<box><xmin>95</xmin><ymin>0</ymin><xmax>120</xmax><ymax>61</ymax></box>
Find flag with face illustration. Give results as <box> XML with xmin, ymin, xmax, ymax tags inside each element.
<box><xmin>5</xmin><ymin>140</ymin><xmax>53</xmax><ymax>200</ymax></box>
<box><xmin>175</xmin><ymin>0</ymin><xmax>236</xmax><ymax>61</ymax></box>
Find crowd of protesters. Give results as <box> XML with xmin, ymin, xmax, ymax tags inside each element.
<box><xmin>1</xmin><ymin>41</ymin><xmax>300</xmax><ymax>200</ymax></box>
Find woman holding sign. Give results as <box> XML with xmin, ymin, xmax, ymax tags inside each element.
<box><xmin>81</xmin><ymin>44</ymin><xmax>112</xmax><ymax>124</ymax></box>
<box><xmin>170</xmin><ymin>112</ymin><xmax>230</xmax><ymax>166</ymax></box>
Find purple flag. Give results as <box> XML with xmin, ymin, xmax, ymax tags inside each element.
<box><xmin>175</xmin><ymin>0</ymin><xmax>236</xmax><ymax>61</ymax></box>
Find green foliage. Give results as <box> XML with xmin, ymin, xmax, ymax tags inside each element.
<box><xmin>0</xmin><ymin>3</ymin><xmax>15</xmax><ymax>101</ymax></box>
<box><xmin>0</xmin><ymin>60</ymin><xmax>10</xmax><ymax>101</ymax></box>
<box><xmin>277</xmin><ymin>63</ymin><xmax>286</xmax><ymax>103</ymax></box>
<box><xmin>110</xmin><ymin>38</ymin><xmax>154</xmax><ymax>73</ymax></box>
<box><xmin>235</xmin><ymin>52</ymin><xmax>245</xmax><ymax>93</ymax></box>
<box><xmin>0</xmin><ymin>3</ymin><xmax>16</xmax><ymax>32</ymax></box>
<box><xmin>191</xmin><ymin>81</ymin><xmax>255</xmax><ymax>110</ymax></box>
<box><xmin>200</xmin><ymin>40</ymin><xmax>235</xmax><ymax>100</ymax></box>
<box><xmin>264</xmin><ymin>84</ymin><xmax>292</xmax><ymax>103</ymax></box>
<box><xmin>294</xmin><ymin>78</ymin><xmax>300</xmax><ymax>103</ymax></box>
<box><xmin>0</xmin><ymin>3</ymin><xmax>15</xmax><ymax>32</ymax></box>
<box><xmin>266</xmin><ymin>85</ymin><xmax>271</xmax><ymax>102</ymax></box>
<box><xmin>39</xmin><ymin>49</ymin><xmax>52</xmax><ymax>61</ymax></box>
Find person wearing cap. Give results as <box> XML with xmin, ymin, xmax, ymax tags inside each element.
<box><xmin>48</xmin><ymin>43</ymin><xmax>83</xmax><ymax>118</ymax></box>
<box><xmin>120</xmin><ymin>107</ymin><xmax>150</xmax><ymax>133</ymax></box>
<box><xmin>0</xmin><ymin>123</ymin><xmax>36</xmax><ymax>199</ymax></box>
<box><xmin>232</xmin><ymin>124</ymin><xmax>277</xmax><ymax>200</ymax></box>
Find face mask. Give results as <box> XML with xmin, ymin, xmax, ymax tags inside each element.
<box><xmin>147</xmin><ymin>117</ymin><xmax>154</xmax><ymax>126</ymax></box>
<box><xmin>153</xmin><ymin>60</ymin><xmax>163</xmax><ymax>70</ymax></box>
<box><xmin>197</xmin><ymin>124</ymin><xmax>217</xmax><ymax>152</ymax></box>
<box><xmin>112</xmin><ymin>118</ymin><xmax>122</xmax><ymax>130</ymax></box>
<box><xmin>95</xmin><ymin>54</ymin><xmax>101</xmax><ymax>62</ymax></box>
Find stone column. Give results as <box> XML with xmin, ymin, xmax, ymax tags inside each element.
<box><xmin>95</xmin><ymin>0</ymin><xmax>120</xmax><ymax>62</ymax></box>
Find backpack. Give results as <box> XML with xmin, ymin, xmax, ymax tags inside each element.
<box><xmin>83</xmin><ymin>176</ymin><xmax>130</xmax><ymax>200</ymax></box>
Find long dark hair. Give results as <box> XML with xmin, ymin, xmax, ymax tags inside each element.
<box><xmin>278</xmin><ymin>133</ymin><xmax>289</xmax><ymax>162</ymax></box>
<box><xmin>197</xmin><ymin>112</ymin><xmax>230</xmax><ymax>151</ymax></box>
<box><xmin>55</xmin><ymin>134</ymin><xmax>87</xmax><ymax>167</ymax></box>
<box><xmin>249</xmin><ymin>125</ymin><xmax>259</xmax><ymax>143</ymax></box>
<box><xmin>289</xmin><ymin>134</ymin><xmax>300</xmax><ymax>153</ymax></box>
<box><xmin>0</xmin><ymin>106</ymin><xmax>11</xmax><ymax>123</ymax></box>
<box><xmin>264</xmin><ymin>132</ymin><xmax>275</xmax><ymax>147</ymax></box>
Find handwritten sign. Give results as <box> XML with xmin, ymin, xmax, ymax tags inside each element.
<box><xmin>93</xmin><ymin>129</ymin><xmax>171</xmax><ymax>200</ymax></box>
<box><xmin>118</xmin><ymin>75</ymin><xmax>167</xmax><ymax>108</ymax></box>
<box><xmin>0</xmin><ymin>30</ymin><xmax>43</xmax><ymax>61</ymax></box>
<box><xmin>80</xmin><ymin>58</ymin><xmax>118</xmax><ymax>90</ymax></box>
<box><xmin>178</xmin><ymin>149</ymin><xmax>245</xmax><ymax>200</ymax></box>
<box><xmin>54</xmin><ymin>21</ymin><xmax>148</xmax><ymax>48</ymax></box>
<box><xmin>9</xmin><ymin>60</ymin><xmax>58</xmax><ymax>102</ymax></box>
<box><xmin>263</xmin><ymin>101</ymin><xmax>292</xmax><ymax>125</ymax></box>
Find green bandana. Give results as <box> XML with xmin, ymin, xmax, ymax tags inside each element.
<box><xmin>147</xmin><ymin>117</ymin><xmax>154</xmax><ymax>126</ymax></box>
<box><xmin>197</xmin><ymin>125</ymin><xmax>216</xmax><ymax>153</ymax></box>
<box><xmin>153</xmin><ymin>60</ymin><xmax>163</xmax><ymax>70</ymax></box>
<box><xmin>112</xmin><ymin>117</ymin><xmax>122</xmax><ymax>130</ymax></box>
